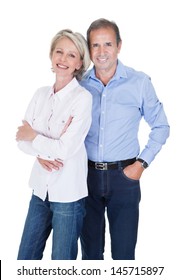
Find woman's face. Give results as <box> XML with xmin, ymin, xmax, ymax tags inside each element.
<box><xmin>51</xmin><ymin>37</ymin><xmax>82</xmax><ymax>78</ymax></box>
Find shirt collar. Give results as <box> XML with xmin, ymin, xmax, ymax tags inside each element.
<box><xmin>49</xmin><ymin>78</ymin><xmax>79</xmax><ymax>100</ymax></box>
<box><xmin>87</xmin><ymin>59</ymin><xmax>128</xmax><ymax>81</ymax></box>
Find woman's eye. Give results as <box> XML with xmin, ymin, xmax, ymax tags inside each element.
<box><xmin>69</xmin><ymin>54</ymin><xmax>75</xmax><ymax>58</ymax></box>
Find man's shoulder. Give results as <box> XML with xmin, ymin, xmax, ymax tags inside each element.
<box><xmin>124</xmin><ymin>66</ymin><xmax>149</xmax><ymax>78</ymax></box>
<box><xmin>124</xmin><ymin>64</ymin><xmax>150</xmax><ymax>80</ymax></box>
<box><xmin>81</xmin><ymin>69</ymin><xmax>92</xmax><ymax>81</ymax></box>
<box><xmin>79</xmin><ymin>70</ymin><xmax>93</xmax><ymax>89</ymax></box>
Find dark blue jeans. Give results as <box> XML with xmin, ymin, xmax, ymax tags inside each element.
<box><xmin>17</xmin><ymin>194</ymin><xmax>85</xmax><ymax>260</ymax></box>
<box><xmin>80</xmin><ymin>165</ymin><xmax>141</xmax><ymax>260</ymax></box>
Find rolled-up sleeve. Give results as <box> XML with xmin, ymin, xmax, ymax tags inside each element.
<box><xmin>138</xmin><ymin>76</ymin><xmax>170</xmax><ymax>164</ymax></box>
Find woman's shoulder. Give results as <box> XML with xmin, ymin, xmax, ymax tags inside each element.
<box><xmin>77</xmin><ymin>84</ymin><xmax>92</xmax><ymax>101</ymax></box>
<box><xmin>32</xmin><ymin>86</ymin><xmax>53</xmax><ymax>100</ymax></box>
<box><xmin>35</xmin><ymin>85</ymin><xmax>52</xmax><ymax>94</ymax></box>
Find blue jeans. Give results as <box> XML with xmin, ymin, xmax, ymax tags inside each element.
<box><xmin>17</xmin><ymin>194</ymin><xmax>85</xmax><ymax>260</ymax></box>
<box><xmin>80</xmin><ymin>165</ymin><xmax>141</xmax><ymax>260</ymax></box>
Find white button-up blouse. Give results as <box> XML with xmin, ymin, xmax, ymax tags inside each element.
<box><xmin>18</xmin><ymin>78</ymin><xmax>92</xmax><ymax>202</ymax></box>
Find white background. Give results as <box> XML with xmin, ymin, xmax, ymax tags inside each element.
<box><xmin>0</xmin><ymin>0</ymin><xmax>179</xmax><ymax>278</ymax></box>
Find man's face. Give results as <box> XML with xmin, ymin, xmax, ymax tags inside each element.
<box><xmin>89</xmin><ymin>27</ymin><xmax>121</xmax><ymax>73</ymax></box>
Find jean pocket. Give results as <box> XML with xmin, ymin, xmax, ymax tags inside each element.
<box><xmin>120</xmin><ymin>167</ymin><xmax>139</xmax><ymax>182</ymax></box>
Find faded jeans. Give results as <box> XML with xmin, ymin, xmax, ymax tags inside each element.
<box><xmin>17</xmin><ymin>194</ymin><xmax>85</xmax><ymax>260</ymax></box>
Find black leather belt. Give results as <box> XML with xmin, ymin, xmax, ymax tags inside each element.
<box><xmin>88</xmin><ymin>158</ymin><xmax>136</xmax><ymax>170</ymax></box>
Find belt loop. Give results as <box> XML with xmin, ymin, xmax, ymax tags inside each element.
<box><xmin>118</xmin><ymin>161</ymin><xmax>121</xmax><ymax>170</ymax></box>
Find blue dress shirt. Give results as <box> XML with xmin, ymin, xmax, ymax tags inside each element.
<box><xmin>80</xmin><ymin>60</ymin><xmax>170</xmax><ymax>165</ymax></box>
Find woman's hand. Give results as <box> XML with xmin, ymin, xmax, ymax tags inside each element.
<box><xmin>37</xmin><ymin>158</ymin><xmax>63</xmax><ymax>172</ymax></box>
<box><xmin>16</xmin><ymin>121</ymin><xmax>37</xmax><ymax>141</ymax></box>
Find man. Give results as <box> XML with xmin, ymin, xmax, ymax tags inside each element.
<box><xmin>79</xmin><ymin>18</ymin><xmax>170</xmax><ymax>260</ymax></box>
<box><xmin>38</xmin><ymin>18</ymin><xmax>170</xmax><ymax>260</ymax></box>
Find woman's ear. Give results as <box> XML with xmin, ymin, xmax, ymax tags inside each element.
<box><xmin>76</xmin><ymin>61</ymin><xmax>83</xmax><ymax>70</ymax></box>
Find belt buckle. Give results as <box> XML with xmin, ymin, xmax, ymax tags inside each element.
<box><xmin>95</xmin><ymin>162</ymin><xmax>107</xmax><ymax>170</ymax></box>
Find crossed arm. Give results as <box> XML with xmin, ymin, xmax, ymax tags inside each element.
<box><xmin>16</xmin><ymin>120</ymin><xmax>63</xmax><ymax>172</ymax></box>
<box><xmin>37</xmin><ymin>158</ymin><xmax>63</xmax><ymax>171</ymax></box>
<box><xmin>16</xmin><ymin>121</ymin><xmax>144</xmax><ymax>178</ymax></box>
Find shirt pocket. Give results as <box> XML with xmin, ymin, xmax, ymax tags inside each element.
<box><xmin>50</xmin><ymin>115</ymin><xmax>73</xmax><ymax>139</ymax></box>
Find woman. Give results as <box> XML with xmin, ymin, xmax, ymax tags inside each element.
<box><xmin>16</xmin><ymin>29</ymin><xmax>92</xmax><ymax>260</ymax></box>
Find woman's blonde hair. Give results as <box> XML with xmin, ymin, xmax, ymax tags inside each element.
<box><xmin>50</xmin><ymin>29</ymin><xmax>91</xmax><ymax>80</ymax></box>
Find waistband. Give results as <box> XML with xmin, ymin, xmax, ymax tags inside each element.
<box><xmin>88</xmin><ymin>158</ymin><xmax>136</xmax><ymax>171</ymax></box>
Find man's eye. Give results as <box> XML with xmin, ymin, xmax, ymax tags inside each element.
<box><xmin>105</xmin><ymin>42</ymin><xmax>112</xmax><ymax>47</ymax></box>
<box><xmin>92</xmin><ymin>44</ymin><xmax>98</xmax><ymax>48</ymax></box>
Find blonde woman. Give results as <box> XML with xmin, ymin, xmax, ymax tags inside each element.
<box><xmin>16</xmin><ymin>29</ymin><xmax>92</xmax><ymax>260</ymax></box>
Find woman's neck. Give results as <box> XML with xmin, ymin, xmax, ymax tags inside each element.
<box><xmin>54</xmin><ymin>75</ymin><xmax>74</xmax><ymax>93</ymax></box>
